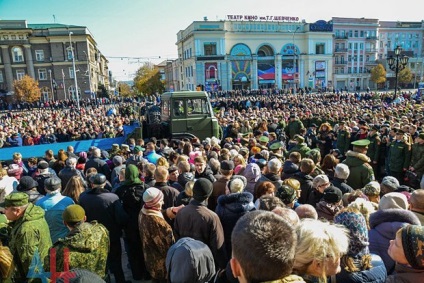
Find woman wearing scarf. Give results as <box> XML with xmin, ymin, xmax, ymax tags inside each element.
<box><xmin>139</xmin><ymin>187</ymin><xmax>175</xmax><ymax>283</ymax></box>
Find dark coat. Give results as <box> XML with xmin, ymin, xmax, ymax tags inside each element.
<box><xmin>58</xmin><ymin>166</ymin><xmax>86</xmax><ymax>189</ymax></box>
<box><xmin>336</xmin><ymin>254</ymin><xmax>387</xmax><ymax>283</ymax></box>
<box><xmin>215</xmin><ymin>192</ymin><xmax>255</xmax><ymax>256</ymax></box>
<box><xmin>79</xmin><ymin>188</ymin><xmax>128</xmax><ymax>241</ymax></box>
<box><xmin>84</xmin><ymin>157</ymin><xmax>111</xmax><ymax>181</ymax></box>
<box><xmin>154</xmin><ymin>182</ymin><xmax>179</xmax><ymax>210</ymax></box>
<box><xmin>174</xmin><ymin>199</ymin><xmax>227</xmax><ymax>269</ymax></box>
<box><xmin>331</xmin><ymin>177</ymin><xmax>354</xmax><ymax>195</ymax></box>
<box><xmin>208</xmin><ymin>175</ymin><xmax>231</xmax><ymax>211</ymax></box>
<box><xmin>385</xmin><ymin>262</ymin><xmax>424</xmax><ymax>283</ymax></box>
<box><xmin>292</xmin><ymin>172</ymin><xmax>314</xmax><ymax>204</ymax></box>
<box><xmin>369</xmin><ymin>209</ymin><xmax>420</xmax><ymax>275</ymax></box>
<box><xmin>195</xmin><ymin>165</ymin><xmax>216</xmax><ymax>183</ymax></box>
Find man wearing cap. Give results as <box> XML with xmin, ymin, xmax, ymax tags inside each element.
<box><xmin>386</xmin><ymin>225</ymin><xmax>424</xmax><ymax>282</ymax></box>
<box><xmin>343</xmin><ymin>139</ymin><xmax>375</xmax><ymax>190</ymax></box>
<box><xmin>336</xmin><ymin>121</ymin><xmax>350</xmax><ymax>155</ymax></box>
<box><xmin>174</xmin><ymin>178</ymin><xmax>227</xmax><ymax>270</ymax></box>
<box><xmin>3</xmin><ymin>192</ymin><xmax>52</xmax><ymax>282</ymax></box>
<box><xmin>208</xmin><ymin>160</ymin><xmax>234</xmax><ymax>211</ymax></box>
<box><xmin>287</xmin><ymin>135</ymin><xmax>311</xmax><ymax>158</ymax></box>
<box><xmin>109</xmin><ymin>144</ymin><xmax>121</xmax><ymax>158</ymax></box>
<box><xmin>387</xmin><ymin>129</ymin><xmax>411</xmax><ymax>182</ymax></box>
<box><xmin>409</xmin><ymin>133</ymin><xmax>424</xmax><ymax>189</ymax></box>
<box><xmin>46</xmin><ymin>204</ymin><xmax>109</xmax><ymax>279</ymax></box>
<box><xmin>36</xmin><ymin>176</ymin><xmax>74</xmax><ymax>243</ymax></box>
<box><xmin>285</xmin><ymin>114</ymin><xmax>304</xmax><ymax>140</ymax></box>
<box><xmin>126</xmin><ymin>145</ymin><xmax>146</xmax><ymax>167</ymax></box>
<box><xmin>16</xmin><ymin>176</ymin><xmax>43</xmax><ymax>204</ymax></box>
<box><xmin>33</xmin><ymin>160</ymin><xmax>56</xmax><ymax>195</ymax></box>
<box><xmin>366</xmin><ymin>125</ymin><xmax>381</xmax><ymax>178</ymax></box>
<box><xmin>79</xmin><ymin>173</ymin><xmax>129</xmax><ymax>283</ymax></box>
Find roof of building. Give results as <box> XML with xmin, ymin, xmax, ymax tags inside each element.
<box><xmin>28</xmin><ymin>23</ymin><xmax>85</xmax><ymax>29</ymax></box>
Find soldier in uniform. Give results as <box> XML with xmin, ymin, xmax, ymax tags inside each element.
<box><xmin>3</xmin><ymin>192</ymin><xmax>52</xmax><ymax>283</ymax></box>
<box><xmin>409</xmin><ymin>133</ymin><xmax>424</xmax><ymax>189</ymax></box>
<box><xmin>284</xmin><ymin>114</ymin><xmax>304</xmax><ymax>140</ymax></box>
<box><xmin>336</xmin><ymin>121</ymin><xmax>351</xmax><ymax>155</ymax></box>
<box><xmin>343</xmin><ymin>139</ymin><xmax>375</xmax><ymax>190</ymax></box>
<box><xmin>46</xmin><ymin>204</ymin><xmax>109</xmax><ymax>279</ymax></box>
<box><xmin>286</xmin><ymin>135</ymin><xmax>311</xmax><ymax>159</ymax></box>
<box><xmin>367</xmin><ymin>125</ymin><xmax>381</xmax><ymax>179</ymax></box>
<box><xmin>387</xmin><ymin>129</ymin><xmax>411</xmax><ymax>183</ymax></box>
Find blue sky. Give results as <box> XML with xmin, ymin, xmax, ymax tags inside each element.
<box><xmin>0</xmin><ymin>0</ymin><xmax>423</xmax><ymax>80</ymax></box>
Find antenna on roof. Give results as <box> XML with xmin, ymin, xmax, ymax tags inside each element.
<box><xmin>53</xmin><ymin>14</ymin><xmax>56</xmax><ymax>23</ymax></box>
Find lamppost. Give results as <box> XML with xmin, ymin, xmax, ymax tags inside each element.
<box><xmin>291</xmin><ymin>26</ymin><xmax>300</xmax><ymax>95</ymax></box>
<box><xmin>387</xmin><ymin>45</ymin><xmax>409</xmax><ymax>99</ymax></box>
<box><xmin>82</xmin><ymin>50</ymin><xmax>94</xmax><ymax>101</ymax></box>
<box><xmin>69</xmin><ymin>32</ymin><xmax>80</xmax><ymax>109</ymax></box>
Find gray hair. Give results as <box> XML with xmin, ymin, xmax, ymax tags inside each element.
<box><xmin>334</xmin><ymin>163</ymin><xmax>350</xmax><ymax>180</ymax></box>
<box><xmin>93</xmin><ymin>148</ymin><xmax>101</xmax><ymax>158</ymax></box>
<box><xmin>66</xmin><ymin>157</ymin><xmax>77</xmax><ymax>166</ymax></box>
<box><xmin>267</xmin><ymin>158</ymin><xmax>282</xmax><ymax>174</ymax></box>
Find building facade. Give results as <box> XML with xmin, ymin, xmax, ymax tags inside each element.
<box><xmin>175</xmin><ymin>18</ymin><xmax>334</xmax><ymax>92</ymax></box>
<box><xmin>0</xmin><ymin>20</ymin><xmax>109</xmax><ymax>102</ymax></box>
<box><xmin>172</xmin><ymin>17</ymin><xmax>424</xmax><ymax>93</ymax></box>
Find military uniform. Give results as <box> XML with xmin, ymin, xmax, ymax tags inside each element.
<box><xmin>343</xmin><ymin>140</ymin><xmax>375</xmax><ymax>190</ymax></box>
<box><xmin>388</xmin><ymin>139</ymin><xmax>411</xmax><ymax>181</ymax></box>
<box><xmin>5</xmin><ymin>193</ymin><xmax>52</xmax><ymax>283</ymax></box>
<box><xmin>284</xmin><ymin>118</ymin><xmax>304</xmax><ymax>139</ymax></box>
<box><xmin>410</xmin><ymin>141</ymin><xmax>424</xmax><ymax>180</ymax></box>
<box><xmin>367</xmin><ymin>132</ymin><xmax>381</xmax><ymax>178</ymax></box>
<box><xmin>48</xmin><ymin>221</ymin><xmax>109</xmax><ymax>279</ymax></box>
<box><xmin>336</xmin><ymin>129</ymin><xmax>351</xmax><ymax>154</ymax></box>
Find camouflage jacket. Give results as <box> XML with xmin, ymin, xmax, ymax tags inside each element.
<box><xmin>46</xmin><ymin>221</ymin><xmax>109</xmax><ymax>279</ymax></box>
<box><xmin>8</xmin><ymin>203</ymin><xmax>52</xmax><ymax>282</ymax></box>
<box><xmin>343</xmin><ymin>151</ymin><xmax>375</xmax><ymax>190</ymax></box>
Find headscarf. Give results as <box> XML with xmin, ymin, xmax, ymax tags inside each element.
<box><xmin>123</xmin><ymin>164</ymin><xmax>142</xmax><ymax>186</ymax></box>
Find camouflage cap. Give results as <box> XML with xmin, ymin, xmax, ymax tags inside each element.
<box><xmin>63</xmin><ymin>204</ymin><xmax>86</xmax><ymax>223</ymax></box>
<box><xmin>1</xmin><ymin>192</ymin><xmax>29</xmax><ymax>207</ymax></box>
<box><xmin>351</xmin><ymin>139</ymin><xmax>371</xmax><ymax>147</ymax></box>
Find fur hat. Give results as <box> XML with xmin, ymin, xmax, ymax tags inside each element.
<box><xmin>379</xmin><ymin>192</ymin><xmax>408</xmax><ymax>210</ymax></box>
<box><xmin>401</xmin><ymin>225</ymin><xmax>424</xmax><ymax>270</ymax></box>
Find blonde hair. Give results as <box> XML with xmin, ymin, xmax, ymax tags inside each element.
<box><xmin>347</xmin><ymin>198</ymin><xmax>377</xmax><ymax>230</ymax></box>
<box><xmin>282</xmin><ymin>178</ymin><xmax>301</xmax><ymax>191</ymax></box>
<box><xmin>185</xmin><ymin>180</ymin><xmax>195</xmax><ymax>197</ymax></box>
<box><xmin>293</xmin><ymin>219</ymin><xmax>349</xmax><ymax>282</ymax></box>
<box><xmin>156</xmin><ymin>157</ymin><xmax>169</xmax><ymax>168</ymax></box>
<box><xmin>12</xmin><ymin>152</ymin><xmax>22</xmax><ymax>160</ymax></box>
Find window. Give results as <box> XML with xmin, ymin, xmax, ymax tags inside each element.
<box><xmin>348</xmin><ymin>55</ymin><xmax>352</xmax><ymax>61</ymax></box>
<box><xmin>348</xmin><ymin>43</ymin><xmax>352</xmax><ymax>50</ymax></box>
<box><xmin>349</xmin><ymin>30</ymin><xmax>353</xmax><ymax>37</ymax></box>
<box><xmin>348</xmin><ymin>68</ymin><xmax>352</xmax><ymax>74</ymax></box>
<box><xmin>359</xmin><ymin>67</ymin><xmax>363</xmax><ymax>73</ymax></box>
<box><xmin>387</xmin><ymin>41</ymin><xmax>391</xmax><ymax>49</ymax></box>
<box><xmin>0</xmin><ymin>71</ymin><xmax>3</xmax><ymax>83</ymax></box>
<box><xmin>366</xmin><ymin>55</ymin><xmax>370</xmax><ymax>62</ymax></box>
<box><xmin>12</xmin><ymin>46</ymin><xmax>24</xmax><ymax>62</ymax></box>
<box><xmin>38</xmin><ymin>69</ymin><xmax>47</xmax><ymax>80</ymax></box>
<box><xmin>354</xmin><ymin>43</ymin><xmax>358</xmax><ymax>49</ymax></box>
<box><xmin>354</xmin><ymin>30</ymin><xmax>358</xmax><ymax>37</ymax></box>
<box><xmin>35</xmin><ymin>50</ymin><xmax>44</xmax><ymax>62</ymax></box>
<box><xmin>341</xmin><ymin>56</ymin><xmax>345</xmax><ymax>63</ymax></box>
<box><xmin>16</xmin><ymin>70</ymin><xmax>25</xmax><ymax>80</ymax></box>
<box><xmin>360</xmin><ymin>31</ymin><xmax>364</xmax><ymax>37</ymax></box>
<box><xmin>360</xmin><ymin>55</ymin><xmax>363</xmax><ymax>62</ymax></box>
<box><xmin>66</xmin><ymin>47</ymin><xmax>73</xmax><ymax>61</ymax></box>
<box><xmin>187</xmin><ymin>98</ymin><xmax>210</xmax><ymax>115</ymax></box>
<box><xmin>173</xmin><ymin>99</ymin><xmax>185</xmax><ymax>117</ymax></box>
<box><xmin>360</xmin><ymin>43</ymin><xmax>364</xmax><ymax>50</ymax></box>
<box><xmin>315</xmin><ymin>43</ymin><xmax>325</xmax><ymax>54</ymax></box>
<box><xmin>340</xmin><ymin>68</ymin><xmax>344</xmax><ymax>74</ymax></box>
<box><xmin>204</xmin><ymin>42</ymin><xmax>217</xmax><ymax>56</ymax></box>
<box><xmin>69</xmin><ymin>67</ymin><xmax>75</xmax><ymax>79</ymax></box>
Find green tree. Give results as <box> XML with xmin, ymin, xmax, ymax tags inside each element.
<box><xmin>398</xmin><ymin>67</ymin><xmax>413</xmax><ymax>86</ymax></box>
<box><xmin>370</xmin><ymin>64</ymin><xmax>386</xmax><ymax>89</ymax></box>
<box><xmin>117</xmin><ymin>82</ymin><xmax>132</xmax><ymax>97</ymax></box>
<box><xmin>97</xmin><ymin>83</ymin><xmax>108</xmax><ymax>98</ymax></box>
<box><xmin>133</xmin><ymin>63</ymin><xmax>165</xmax><ymax>96</ymax></box>
<box><xmin>13</xmin><ymin>75</ymin><xmax>42</xmax><ymax>102</ymax></box>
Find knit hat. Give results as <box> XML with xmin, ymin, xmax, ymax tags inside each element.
<box><xmin>192</xmin><ymin>178</ymin><xmax>213</xmax><ymax>202</ymax></box>
<box><xmin>379</xmin><ymin>192</ymin><xmax>408</xmax><ymax>210</ymax></box>
<box><xmin>323</xmin><ymin>186</ymin><xmax>343</xmax><ymax>203</ymax></box>
<box><xmin>381</xmin><ymin>176</ymin><xmax>400</xmax><ymax>191</ymax></box>
<box><xmin>143</xmin><ymin>187</ymin><xmax>164</xmax><ymax>208</ymax></box>
<box><xmin>313</xmin><ymin>174</ymin><xmax>329</xmax><ymax>189</ymax></box>
<box><xmin>401</xmin><ymin>225</ymin><xmax>424</xmax><ymax>270</ymax></box>
<box><xmin>275</xmin><ymin>185</ymin><xmax>296</xmax><ymax>205</ymax></box>
<box><xmin>362</xmin><ymin>181</ymin><xmax>381</xmax><ymax>196</ymax></box>
<box><xmin>63</xmin><ymin>204</ymin><xmax>86</xmax><ymax>223</ymax></box>
<box><xmin>334</xmin><ymin>211</ymin><xmax>369</xmax><ymax>256</ymax></box>
<box><xmin>17</xmin><ymin>176</ymin><xmax>39</xmax><ymax>192</ymax></box>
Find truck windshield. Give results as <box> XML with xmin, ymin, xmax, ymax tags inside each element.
<box><xmin>187</xmin><ymin>98</ymin><xmax>209</xmax><ymax>115</ymax></box>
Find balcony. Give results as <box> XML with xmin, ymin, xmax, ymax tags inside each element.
<box><xmin>334</xmin><ymin>61</ymin><xmax>347</xmax><ymax>66</ymax></box>
<box><xmin>334</xmin><ymin>35</ymin><xmax>348</xmax><ymax>39</ymax></box>
<box><xmin>365</xmin><ymin>48</ymin><xmax>378</xmax><ymax>53</ymax></box>
<box><xmin>366</xmin><ymin>36</ymin><xmax>378</xmax><ymax>40</ymax></box>
<box><xmin>334</xmin><ymin>48</ymin><xmax>348</xmax><ymax>53</ymax></box>
<box><xmin>365</xmin><ymin>61</ymin><xmax>378</xmax><ymax>65</ymax></box>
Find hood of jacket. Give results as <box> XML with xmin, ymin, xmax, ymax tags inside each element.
<box><xmin>283</xmin><ymin>161</ymin><xmax>299</xmax><ymax>174</ymax></box>
<box><xmin>59</xmin><ymin>222</ymin><xmax>104</xmax><ymax>252</ymax></box>
<box><xmin>344</xmin><ymin>151</ymin><xmax>371</xmax><ymax>167</ymax></box>
<box><xmin>178</xmin><ymin>172</ymin><xmax>194</xmax><ymax>184</ymax></box>
<box><xmin>242</xmin><ymin>163</ymin><xmax>261</xmax><ymax>183</ymax></box>
<box><xmin>370</xmin><ymin>209</ymin><xmax>420</xmax><ymax>239</ymax></box>
<box><xmin>19</xmin><ymin>203</ymin><xmax>45</xmax><ymax>223</ymax></box>
<box><xmin>217</xmin><ymin>192</ymin><xmax>255</xmax><ymax>214</ymax></box>
<box><xmin>293</xmin><ymin>171</ymin><xmax>314</xmax><ymax>181</ymax></box>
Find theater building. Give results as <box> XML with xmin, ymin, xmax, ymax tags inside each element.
<box><xmin>176</xmin><ymin>16</ymin><xmax>334</xmax><ymax>92</ymax></box>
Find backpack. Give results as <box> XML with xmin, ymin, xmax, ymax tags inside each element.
<box><xmin>116</xmin><ymin>184</ymin><xmax>146</xmax><ymax>215</ymax></box>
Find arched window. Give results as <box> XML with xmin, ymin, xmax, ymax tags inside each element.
<box><xmin>68</xmin><ymin>85</ymin><xmax>80</xmax><ymax>100</ymax></box>
<box><xmin>41</xmin><ymin>87</ymin><xmax>51</xmax><ymax>102</ymax></box>
<box><xmin>66</xmin><ymin>46</ymin><xmax>73</xmax><ymax>61</ymax></box>
<box><xmin>12</xmin><ymin>46</ymin><xmax>24</xmax><ymax>62</ymax></box>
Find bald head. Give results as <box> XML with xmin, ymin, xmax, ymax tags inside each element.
<box><xmin>410</xmin><ymin>189</ymin><xmax>424</xmax><ymax>211</ymax></box>
<box><xmin>295</xmin><ymin>204</ymin><xmax>318</xmax><ymax>220</ymax></box>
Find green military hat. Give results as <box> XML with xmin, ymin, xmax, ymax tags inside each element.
<box><xmin>112</xmin><ymin>144</ymin><xmax>120</xmax><ymax>149</ymax></box>
<box><xmin>1</xmin><ymin>192</ymin><xmax>29</xmax><ymax>207</ymax></box>
<box><xmin>63</xmin><ymin>204</ymin><xmax>86</xmax><ymax>223</ymax></box>
<box><xmin>259</xmin><ymin>136</ymin><xmax>269</xmax><ymax>143</ymax></box>
<box><xmin>269</xmin><ymin>142</ymin><xmax>282</xmax><ymax>150</ymax></box>
<box><xmin>351</xmin><ymin>139</ymin><xmax>371</xmax><ymax>147</ymax></box>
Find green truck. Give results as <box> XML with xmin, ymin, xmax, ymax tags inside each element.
<box><xmin>139</xmin><ymin>91</ymin><xmax>222</xmax><ymax>140</ymax></box>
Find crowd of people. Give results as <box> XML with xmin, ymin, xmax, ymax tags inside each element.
<box><xmin>0</xmin><ymin>89</ymin><xmax>423</xmax><ymax>283</ymax></box>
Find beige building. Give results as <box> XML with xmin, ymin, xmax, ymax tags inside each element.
<box><xmin>0</xmin><ymin>20</ymin><xmax>109</xmax><ymax>102</ymax></box>
<box><xmin>175</xmin><ymin>18</ymin><xmax>334</xmax><ymax>92</ymax></box>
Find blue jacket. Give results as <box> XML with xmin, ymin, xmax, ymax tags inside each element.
<box><xmin>336</xmin><ymin>254</ymin><xmax>387</xmax><ymax>283</ymax></box>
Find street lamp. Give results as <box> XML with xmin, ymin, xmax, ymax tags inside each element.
<box><xmin>387</xmin><ymin>45</ymin><xmax>409</xmax><ymax>99</ymax></box>
<box><xmin>69</xmin><ymin>31</ymin><xmax>80</xmax><ymax>109</ymax></box>
<box><xmin>82</xmin><ymin>50</ymin><xmax>94</xmax><ymax>101</ymax></box>
<box><xmin>290</xmin><ymin>26</ymin><xmax>301</xmax><ymax>95</ymax></box>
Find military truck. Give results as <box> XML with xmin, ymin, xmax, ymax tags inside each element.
<box><xmin>138</xmin><ymin>91</ymin><xmax>222</xmax><ymax>140</ymax></box>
